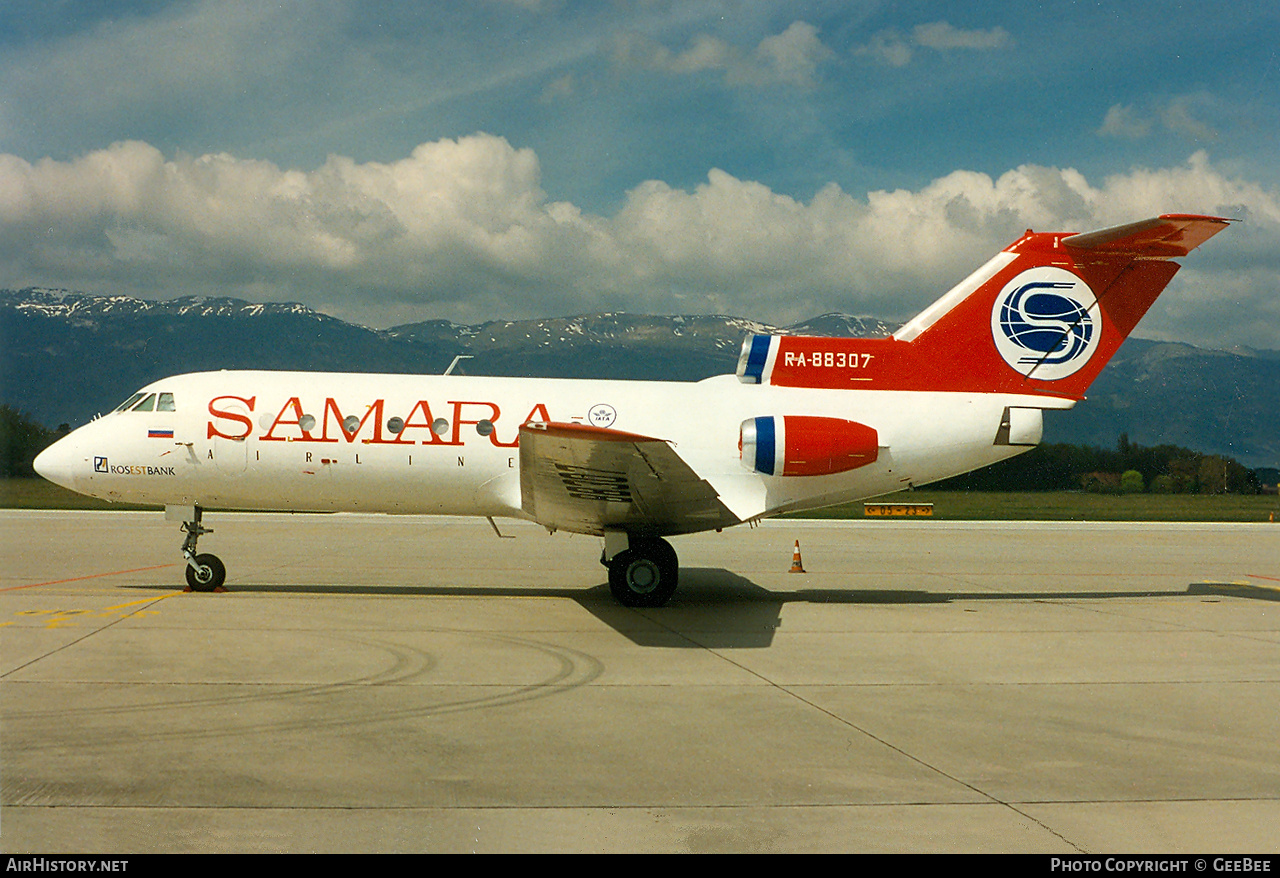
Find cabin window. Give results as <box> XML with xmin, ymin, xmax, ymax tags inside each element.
<box><xmin>157</xmin><ymin>392</ymin><xmax>176</xmax><ymax>412</ymax></box>
<box><xmin>132</xmin><ymin>393</ymin><xmax>157</xmax><ymax>412</ymax></box>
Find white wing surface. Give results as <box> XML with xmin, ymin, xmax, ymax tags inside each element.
<box><xmin>518</xmin><ymin>421</ymin><xmax>741</xmax><ymax>537</ymax></box>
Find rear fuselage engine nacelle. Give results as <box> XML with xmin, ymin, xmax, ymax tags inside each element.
<box><xmin>740</xmin><ymin>415</ymin><xmax>879</xmax><ymax>477</ymax></box>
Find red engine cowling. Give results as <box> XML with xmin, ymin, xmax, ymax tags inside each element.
<box><xmin>740</xmin><ymin>416</ymin><xmax>879</xmax><ymax>477</ymax></box>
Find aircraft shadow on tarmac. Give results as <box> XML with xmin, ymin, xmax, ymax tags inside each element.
<box><xmin>123</xmin><ymin>568</ymin><xmax>1240</xmax><ymax>650</ymax></box>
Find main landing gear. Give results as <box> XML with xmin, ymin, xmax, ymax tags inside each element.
<box><xmin>604</xmin><ymin>534</ymin><xmax>678</xmax><ymax>608</ymax></box>
<box><xmin>172</xmin><ymin>505</ymin><xmax>226</xmax><ymax>592</ymax></box>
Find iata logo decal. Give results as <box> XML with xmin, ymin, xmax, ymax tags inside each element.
<box><xmin>587</xmin><ymin>404</ymin><xmax>617</xmax><ymax>428</ymax></box>
<box><xmin>991</xmin><ymin>267</ymin><xmax>1101</xmax><ymax>380</ymax></box>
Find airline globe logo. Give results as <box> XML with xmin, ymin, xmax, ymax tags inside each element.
<box><xmin>991</xmin><ymin>266</ymin><xmax>1102</xmax><ymax>380</ymax></box>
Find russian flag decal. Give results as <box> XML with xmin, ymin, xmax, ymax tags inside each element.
<box><xmin>148</xmin><ymin>428</ymin><xmax>174</xmax><ymax>439</ymax></box>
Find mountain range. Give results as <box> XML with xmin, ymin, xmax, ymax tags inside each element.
<box><xmin>2</xmin><ymin>288</ymin><xmax>1275</xmax><ymax>468</ymax></box>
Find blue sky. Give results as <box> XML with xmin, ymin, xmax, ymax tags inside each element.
<box><xmin>1</xmin><ymin>1</ymin><xmax>1277</xmax><ymax>348</ymax></box>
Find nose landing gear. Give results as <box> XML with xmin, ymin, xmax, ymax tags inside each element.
<box><xmin>172</xmin><ymin>505</ymin><xmax>226</xmax><ymax>592</ymax></box>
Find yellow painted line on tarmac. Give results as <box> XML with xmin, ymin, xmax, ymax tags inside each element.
<box><xmin>102</xmin><ymin>594</ymin><xmax>183</xmax><ymax>611</ymax></box>
<box><xmin>8</xmin><ymin>593</ymin><xmax>180</xmax><ymax>629</ymax></box>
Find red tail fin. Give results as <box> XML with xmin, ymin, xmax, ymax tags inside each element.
<box><xmin>737</xmin><ymin>214</ymin><xmax>1231</xmax><ymax>400</ymax></box>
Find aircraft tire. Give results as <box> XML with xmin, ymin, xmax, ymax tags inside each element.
<box><xmin>634</xmin><ymin>536</ymin><xmax>677</xmax><ymax>573</ymax></box>
<box><xmin>186</xmin><ymin>553</ymin><xmax>226</xmax><ymax>592</ymax></box>
<box><xmin>608</xmin><ymin>538</ymin><xmax>678</xmax><ymax>607</ymax></box>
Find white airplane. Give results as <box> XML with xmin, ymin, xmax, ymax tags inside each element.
<box><xmin>34</xmin><ymin>214</ymin><xmax>1230</xmax><ymax>606</ymax></box>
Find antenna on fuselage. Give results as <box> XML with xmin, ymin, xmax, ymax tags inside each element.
<box><xmin>444</xmin><ymin>355</ymin><xmax>473</xmax><ymax>375</ymax></box>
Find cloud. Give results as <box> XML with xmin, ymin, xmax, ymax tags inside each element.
<box><xmin>1</xmin><ymin>137</ymin><xmax>1276</xmax><ymax>348</ymax></box>
<box><xmin>1159</xmin><ymin>95</ymin><xmax>1220</xmax><ymax>142</ymax></box>
<box><xmin>856</xmin><ymin>20</ymin><xmax>1013</xmax><ymax>66</ymax></box>
<box><xmin>613</xmin><ymin>21</ymin><xmax>832</xmax><ymax>88</ymax></box>
<box><xmin>911</xmin><ymin>22</ymin><xmax>1011</xmax><ymax>51</ymax></box>
<box><xmin>1</xmin><ymin>2</ymin><xmax>339</xmax><ymax>124</ymax></box>
<box><xmin>855</xmin><ymin>32</ymin><xmax>914</xmax><ymax>68</ymax></box>
<box><xmin>1098</xmin><ymin>94</ymin><xmax>1220</xmax><ymax>143</ymax></box>
<box><xmin>0</xmin><ymin>136</ymin><xmax>602</xmax><ymax>322</ymax></box>
<box><xmin>1098</xmin><ymin>104</ymin><xmax>1152</xmax><ymax>139</ymax></box>
<box><xmin>746</xmin><ymin>22</ymin><xmax>834</xmax><ymax>87</ymax></box>
<box><xmin>539</xmin><ymin>73</ymin><xmax>576</xmax><ymax>103</ymax></box>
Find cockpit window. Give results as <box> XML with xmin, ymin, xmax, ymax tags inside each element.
<box><xmin>114</xmin><ymin>392</ymin><xmax>146</xmax><ymax>412</ymax></box>
<box><xmin>113</xmin><ymin>390</ymin><xmax>175</xmax><ymax>413</ymax></box>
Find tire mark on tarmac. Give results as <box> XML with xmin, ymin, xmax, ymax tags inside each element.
<box><xmin>4</xmin><ymin>632</ymin><xmax>603</xmax><ymax>753</ymax></box>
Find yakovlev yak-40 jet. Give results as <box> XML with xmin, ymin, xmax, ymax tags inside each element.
<box><xmin>35</xmin><ymin>214</ymin><xmax>1230</xmax><ymax>606</ymax></box>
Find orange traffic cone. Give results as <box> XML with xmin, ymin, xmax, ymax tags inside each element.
<box><xmin>789</xmin><ymin>540</ymin><xmax>805</xmax><ymax>573</ymax></box>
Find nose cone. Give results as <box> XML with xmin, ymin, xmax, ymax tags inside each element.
<box><xmin>33</xmin><ymin>434</ymin><xmax>82</xmax><ymax>491</ymax></box>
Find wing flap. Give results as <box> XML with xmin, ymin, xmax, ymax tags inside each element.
<box><xmin>519</xmin><ymin>422</ymin><xmax>741</xmax><ymax>536</ymax></box>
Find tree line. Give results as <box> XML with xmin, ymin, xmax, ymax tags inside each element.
<box><xmin>934</xmin><ymin>433</ymin><xmax>1265</xmax><ymax>494</ymax></box>
<box><xmin>0</xmin><ymin>406</ymin><xmax>68</xmax><ymax>477</ymax></box>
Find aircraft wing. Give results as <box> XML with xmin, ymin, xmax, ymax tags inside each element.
<box><xmin>519</xmin><ymin>421</ymin><xmax>742</xmax><ymax>537</ymax></box>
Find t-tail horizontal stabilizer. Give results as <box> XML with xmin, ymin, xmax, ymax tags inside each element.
<box><xmin>737</xmin><ymin>214</ymin><xmax>1231</xmax><ymax>401</ymax></box>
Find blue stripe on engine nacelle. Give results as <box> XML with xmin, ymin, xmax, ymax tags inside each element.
<box><xmin>754</xmin><ymin>416</ymin><xmax>775</xmax><ymax>475</ymax></box>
